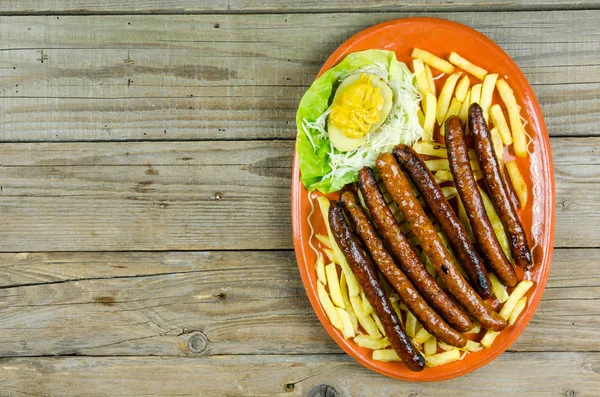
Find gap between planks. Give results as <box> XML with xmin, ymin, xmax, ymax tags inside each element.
<box><xmin>1</xmin><ymin>2</ymin><xmax>600</xmax><ymax>16</ymax></box>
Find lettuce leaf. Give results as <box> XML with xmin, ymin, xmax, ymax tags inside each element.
<box><xmin>296</xmin><ymin>49</ymin><xmax>421</xmax><ymax>193</ymax></box>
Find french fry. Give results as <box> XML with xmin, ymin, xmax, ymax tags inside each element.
<box><xmin>398</xmin><ymin>222</ymin><xmax>411</xmax><ymax>236</ymax></box>
<box><xmin>315</xmin><ymin>233</ymin><xmax>332</xmax><ymax>248</ymax></box>
<box><xmin>414</xmin><ymin>327</ymin><xmax>433</xmax><ymax>345</ymax></box>
<box><xmin>480</xmin><ymin>330</ymin><xmax>499</xmax><ymax>348</ymax></box>
<box><xmin>488</xmin><ymin>273</ymin><xmax>510</xmax><ymax>303</ymax></box>
<box><xmin>441</xmin><ymin>97</ymin><xmax>463</xmax><ymax>135</ymax></box>
<box><xmin>489</xmin><ymin>126</ymin><xmax>505</xmax><ymax>166</ymax></box>
<box><xmin>496</xmin><ymin>79</ymin><xmax>528</xmax><ymax>157</ymax></box>
<box><xmin>499</xmin><ymin>280</ymin><xmax>534</xmax><ymax>320</ymax></box>
<box><xmin>478</xmin><ymin>187</ymin><xmax>512</xmax><ymax>261</ymax></box>
<box><xmin>326</xmin><ymin>263</ymin><xmax>345</xmax><ymax>308</ymax></box>
<box><xmin>372</xmin><ymin>313</ymin><xmax>387</xmax><ymax>336</ymax></box>
<box><xmin>383</xmin><ymin>192</ymin><xmax>393</xmax><ymax>204</ymax></box>
<box><xmin>424</xmin><ymin>159</ymin><xmax>480</xmax><ymax>172</ymax></box>
<box><xmin>337</xmin><ymin>307</ymin><xmax>356</xmax><ymax>339</ymax></box>
<box><xmin>437</xmin><ymin>227</ymin><xmax>468</xmax><ymax>278</ymax></box>
<box><xmin>373</xmin><ymin>349</ymin><xmax>401</xmax><ymax>362</ymax></box>
<box><xmin>455</xmin><ymin>75</ymin><xmax>470</xmax><ymax>102</ymax></box>
<box><xmin>434</xmin><ymin>170</ymin><xmax>452</xmax><ymax>184</ymax></box>
<box><xmin>436</xmin><ymin>72</ymin><xmax>462</xmax><ymax>125</ymax></box>
<box><xmin>318</xmin><ymin>197</ymin><xmax>360</xmax><ymax>297</ymax></box>
<box><xmin>505</xmin><ymin>160</ymin><xmax>528</xmax><ymax>208</ymax></box>
<box><xmin>354</xmin><ymin>335</ymin><xmax>390</xmax><ymax>350</ymax></box>
<box><xmin>406</xmin><ymin>311</ymin><xmax>418</xmax><ymax>338</ymax></box>
<box><xmin>420</xmin><ymin>250</ymin><xmax>436</xmax><ymax>277</ymax></box>
<box><xmin>489</xmin><ymin>104</ymin><xmax>513</xmax><ymax>146</ymax></box>
<box><xmin>508</xmin><ymin>297</ymin><xmax>527</xmax><ymax>326</ymax></box>
<box><xmin>350</xmin><ymin>295</ymin><xmax>382</xmax><ymax>339</ymax></box>
<box><xmin>412</xmin><ymin>48</ymin><xmax>455</xmax><ymax>74</ymax></box>
<box><xmin>445</xmin><ymin>97</ymin><xmax>463</xmax><ymax>120</ymax></box>
<box><xmin>442</xmin><ymin>186</ymin><xmax>458</xmax><ymax>200</ymax></box>
<box><xmin>339</xmin><ymin>273</ymin><xmax>358</xmax><ymax>332</ymax></box>
<box><xmin>470</xmin><ymin>83</ymin><xmax>482</xmax><ymax>105</ymax></box>
<box><xmin>424</xmin><ymin>336</ymin><xmax>437</xmax><ymax>356</ymax></box>
<box><xmin>422</xmin><ymin>92</ymin><xmax>437</xmax><ymax>141</ymax></box>
<box><xmin>413</xmin><ymin>141</ymin><xmax>447</xmax><ymax>158</ymax></box>
<box><xmin>417</xmin><ymin>108</ymin><xmax>425</xmax><ymax>127</ymax></box>
<box><xmin>448</xmin><ymin>52</ymin><xmax>488</xmax><ymax>80</ymax></box>
<box><xmin>459</xmin><ymin>90</ymin><xmax>471</xmax><ymax>123</ymax></box>
<box><xmin>437</xmin><ymin>341</ymin><xmax>453</xmax><ymax>351</ymax></box>
<box><xmin>407</xmin><ymin>235</ymin><xmax>420</xmax><ymax>247</ymax></box>
<box><xmin>323</xmin><ymin>248</ymin><xmax>335</xmax><ymax>263</ymax></box>
<box><xmin>391</xmin><ymin>300</ymin><xmax>403</xmax><ymax>322</ymax></box>
<box><xmin>317</xmin><ymin>281</ymin><xmax>343</xmax><ymax>331</ymax></box>
<box><xmin>413</xmin><ymin>59</ymin><xmax>431</xmax><ymax>97</ymax></box>
<box><xmin>467</xmin><ymin>322</ymin><xmax>481</xmax><ymax>334</ymax></box>
<box><xmin>480</xmin><ymin>73</ymin><xmax>498</xmax><ymax>119</ymax></box>
<box><xmin>438</xmin><ymin>340</ymin><xmax>483</xmax><ymax>352</ymax></box>
<box><xmin>315</xmin><ymin>253</ymin><xmax>327</xmax><ymax>285</ymax></box>
<box><xmin>425</xmin><ymin>64</ymin><xmax>436</xmax><ymax>97</ymax></box>
<box><xmin>361</xmin><ymin>289</ymin><xmax>374</xmax><ymax>316</ymax></box>
<box><xmin>425</xmin><ymin>349</ymin><xmax>461</xmax><ymax>367</ymax></box>
<box><xmin>465</xmin><ymin>340</ymin><xmax>484</xmax><ymax>352</ymax></box>
<box><xmin>457</xmin><ymin>198</ymin><xmax>475</xmax><ymax>242</ymax></box>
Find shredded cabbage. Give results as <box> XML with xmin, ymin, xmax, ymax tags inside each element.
<box><xmin>296</xmin><ymin>50</ymin><xmax>423</xmax><ymax>193</ymax></box>
<box><xmin>324</xmin><ymin>62</ymin><xmax>423</xmax><ymax>182</ymax></box>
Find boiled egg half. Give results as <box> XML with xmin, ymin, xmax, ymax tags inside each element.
<box><xmin>328</xmin><ymin>72</ymin><xmax>393</xmax><ymax>152</ymax></box>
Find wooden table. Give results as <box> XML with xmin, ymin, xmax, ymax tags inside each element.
<box><xmin>0</xmin><ymin>1</ymin><xmax>598</xmax><ymax>395</ymax></box>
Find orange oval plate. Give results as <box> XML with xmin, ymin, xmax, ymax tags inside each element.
<box><xmin>292</xmin><ymin>18</ymin><xmax>555</xmax><ymax>381</ymax></box>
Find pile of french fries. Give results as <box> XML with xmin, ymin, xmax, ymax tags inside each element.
<box><xmin>311</xmin><ymin>49</ymin><xmax>536</xmax><ymax>369</ymax></box>
<box><xmin>411</xmin><ymin>48</ymin><xmax>529</xmax><ymax>209</ymax></box>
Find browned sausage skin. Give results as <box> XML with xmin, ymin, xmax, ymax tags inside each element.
<box><xmin>393</xmin><ymin>144</ymin><xmax>493</xmax><ymax>299</ymax></box>
<box><xmin>328</xmin><ymin>202</ymin><xmax>425</xmax><ymax>371</ymax></box>
<box><xmin>377</xmin><ymin>153</ymin><xmax>506</xmax><ymax>331</ymax></box>
<box><xmin>469</xmin><ymin>104</ymin><xmax>533</xmax><ymax>270</ymax></box>
<box><xmin>445</xmin><ymin>115</ymin><xmax>519</xmax><ymax>287</ymax></box>
<box><xmin>340</xmin><ymin>190</ymin><xmax>468</xmax><ymax>347</ymax></box>
<box><xmin>358</xmin><ymin>167</ymin><xmax>473</xmax><ymax>333</ymax></box>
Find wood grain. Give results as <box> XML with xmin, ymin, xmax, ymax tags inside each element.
<box><xmin>0</xmin><ymin>248</ymin><xmax>595</xmax><ymax>357</ymax></box>
<box><xmin>0</xmin><ymin>138</ymin><xmax>591</xmax><ymax>251</ymax></box>
<box><xmin>1</xmin><ymin>0</ymin><xmax>599</xmax><ymax>14</ymax></box>
<box><xmin>1</xmin><ymin>12</ymin><xmax>599</xmax><ymax>140</ymax></box>
<box><xmin>0</xmin><ymin>353</ymin><xmax>598</xmax><ymax>396</ymax></box>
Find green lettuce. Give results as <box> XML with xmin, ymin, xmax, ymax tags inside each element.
<box><xmin>296</xmin><ymin>49</ymin><xmax>422</xmax><ymax>193</ymax></box>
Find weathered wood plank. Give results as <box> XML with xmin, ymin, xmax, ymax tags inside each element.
<box><xmin>0</xmin><ymin>140</ymin><xmax>292</xmax><ymax>251</ymax></box>
<box><xmin>0</xmin><ymin>137</ymin><xmax>593</xmax><ymax>251</ymax></box>
<box><xmin>0</xmin><ymin>353</ymin><xmax>598</xmax><ymax>396</ymax></box>
<box><xmin>1</xmin><ymin>0</ymin><xmax>598</xmax><ymax>14</ymax></box>
<box><xmin>1</xmin><ymin>12</ymin><xmax>599</xmax><ymax>140</ymax></box>
<box><xmin>0</xmin><ymin>248</ymin><xmax>595</xmax><ymax>357</ymax></box>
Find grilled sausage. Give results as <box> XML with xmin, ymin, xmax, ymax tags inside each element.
<box><xmin>377</xmin><ymin>153</ymin><xmax>506</xmax><ymax>331</ymax></box>
<box><xmin>328</xmin><ymin>202</ymin><xmax>425</xmax><ymax>371</ymax></box>
<box><xmin>445</xmin><ymin>115</ymin><xmax>518</xmax><ymax>286</ymax></box>
<box><xmin>340</xmin><ymin>190</ymin><xmax>468</xmax><ymax>347</ymax></box>
<box><xmin>393</xmin><ymin>144</ymin><xmax>493</xmax><ymax>299</ymax></box>
<box><xmin>469</xmin><ymin>104</ymin><xmax>533</xmax><ymax>270</ymax></box>
<box><xmin>358</xmin><ymin>167</ymin><xmax>473</xmax><ymax>333</ymax></box>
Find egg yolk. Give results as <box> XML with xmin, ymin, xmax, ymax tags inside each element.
<box><xmin>329</xmin><ymin>74</ymin><xmax>384</xmax><ymax>139</ymax></box>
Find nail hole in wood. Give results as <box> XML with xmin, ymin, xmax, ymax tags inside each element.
<box><xmin>284</xmin><ymin>383</ymin><xmax>295</xmax><ymax>392</ymax></box>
